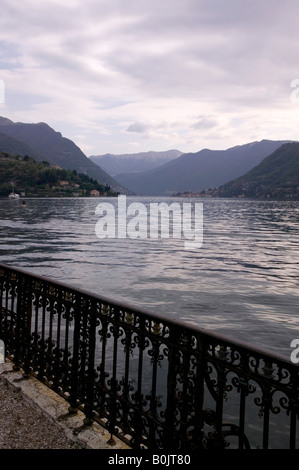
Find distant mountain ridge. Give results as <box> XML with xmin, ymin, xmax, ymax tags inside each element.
<box><xmin>0</xmin><ymin>116</ymin><xmax>295</xmax><ymax>198</ymax></box>
<box><xmin>90</xmin><ymin>150</ymin><xmax>183</xmax><ymax>176</ymax></box>
<box><xmin>0</xmin><ymin>117</ymin><xmax>126</xmax><ymax>192</ymax></box>
<box><xmin>114</xmin><ymin>140</ymin><xmax>293</xmax><ymax>195</ymax></box>
<box><xmin>0</xmin><ymin>131</ymin><xmax>48</xmax><ymax>163</ymax></box>
<box><xmin>212</xmin><ymin>142</ymin><xmax>299</xmax><ymax>199</ymax></box>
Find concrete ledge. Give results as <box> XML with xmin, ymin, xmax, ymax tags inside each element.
<box><xmin>0</xmin><ymin>360</ymin><xmax>130</xmax><ymax>450</ymax></box>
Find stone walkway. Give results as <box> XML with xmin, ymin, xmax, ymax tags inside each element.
<box><xmin>0</xmin><ymin>375</ymin><xmax>76</xmax><ymax>449</ymax></box>
<box><xmin>0</xmin><ymin>361</ymin><xmax>130</xmax><ymax>450</ymax></box>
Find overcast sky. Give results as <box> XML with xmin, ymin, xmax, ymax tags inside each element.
<box><xmin>0</xmin><ymin>0</ymin><xmax>299</xmax><ymax>156</ymax></box>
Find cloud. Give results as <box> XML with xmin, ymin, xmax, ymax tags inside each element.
<box><xmin>192</xmin><ymin>118</ymin><xmax>219</xmax><ymax>130</ymax></box>
<box><xmin>127</xmin><ymin>122</ymin><xmax>150</xmax><ymax>134</ymax></box>
<box><xmin>0</xmin><ymin>0</ymin><xmax>299</xmax><ymax>154</ymax></box>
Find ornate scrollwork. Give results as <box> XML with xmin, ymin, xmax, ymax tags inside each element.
<box><xmin>231</xmin><ymin>375</ymin><xmax>256</xmax><ymax>396</ymax></box>
<box><xmin>147</xmin><ymin>339</ymin><xmax>165</xmax><ymax>367</ymax></box>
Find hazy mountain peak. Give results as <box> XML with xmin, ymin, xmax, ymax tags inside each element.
<box><xmin>114</xmin><ymin>139</ymin><xmax>294</xmax><ymax>195</ymax></box>
<box><xmin>90</xmin><ymin>149</ymin><xmax>183</xmax><ymax>176</ymax></box>
<box><xmin>0</xmin><ymin>116</ymin><xmax>14</xmax><ymax>126</ymax></box>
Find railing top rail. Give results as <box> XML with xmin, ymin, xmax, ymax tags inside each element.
<box><xmin>0</xmin><ymin>262</ymin><xmax>296</xmax><ymax>368</ymax></box>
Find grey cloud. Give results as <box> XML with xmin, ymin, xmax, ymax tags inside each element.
<box><xmin>1</xmin><ymin>0</ymin><xmax>299</xmax><ymax>154</ymax></box>
<box><xmin>126</xmin><ymin>120</ymin><xmax>171</xmax><ymax>138</ymax></box>
<box><xmin>2</xmin><ymin>0</ymin><xmax>298</xmax><ymax>97</ymax></box>
<box><xmin>127</xmin><ymin>122</ymin><xmax>149</xmax><ymax>133</ymax></box>
<box><xmin>192</xmin><ymin>118</ymin><xmax>218</xmax><ymax>130</ymax></box>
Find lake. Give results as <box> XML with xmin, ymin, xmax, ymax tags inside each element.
<box><xmin>0</xmin><ymin>196</ymin><xmax>298</xmax><ymax>360</ymax></box>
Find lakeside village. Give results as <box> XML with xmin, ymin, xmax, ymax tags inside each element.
<box><xmin>176</xmin><ymin>183</ymin><xmax>299</xmax><ymax>200</ymax></box>
<box><xmin>1</xmin><ymin>153</ymin><xmax>118</xmax><ymax>198</ymax></box>
<box><xmin>8</xmin><ymin>180</ymin><xmax>113</xmax><ymax>199</ymax></box>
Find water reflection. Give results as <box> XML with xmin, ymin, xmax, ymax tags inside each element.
<box><xmin>0</xmin><ymin>196</ymin><xmax>298</xmax><ymax>358</ymax></box>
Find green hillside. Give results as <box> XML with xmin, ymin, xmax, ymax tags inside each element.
<box><xmin>0</xmin><ymin>152</ymin><xmax>117</xmax><ymax>197</ymax></box>
<box><xmin>0</xmin><ymin>116</ymin><xmax>127</xmax><ymax>193</ymax></box>
<box><xmin>215</xmin><ymin>142</ymin><xmax>299</xmax><ymax>199</ymax></box>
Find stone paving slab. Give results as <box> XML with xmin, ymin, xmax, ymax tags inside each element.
<box><xmin>0</xmin><ymin>360</ymin><xmax>130</xmax><ymax>450</ymax></box>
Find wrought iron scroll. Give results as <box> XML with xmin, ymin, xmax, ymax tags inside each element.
<box><xmin>0</xmin><ymin>263</ymin><xmax>298</xmax><ymax>450</ymax></box>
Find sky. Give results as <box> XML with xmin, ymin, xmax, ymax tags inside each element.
<box><xmin>0</xmin><ymin>0</ymin><xmax>299</xmax><ymax>157</ymax></box>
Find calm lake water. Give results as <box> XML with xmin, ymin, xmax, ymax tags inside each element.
<box><xmin>0</xmin><ymin>196</ymin><xmax>298</xmax><ymax>360</ymax></box>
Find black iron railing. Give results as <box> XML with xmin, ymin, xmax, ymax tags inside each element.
<box><xmin>0</xmin><ymin>263</ymin><xmax>298</xmax><ymax>449</ymax></box>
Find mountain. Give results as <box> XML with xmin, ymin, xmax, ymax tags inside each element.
<box><xmin>211</xmin><ymin>142</ymin><xmax>299</xmax><ymax>199</ymax></box>
<box><xmin>90</xmin><ymin>150</ymin><xmax>183</xmax><ymax>176</ymax></box>
<box><xmin>0</xmin><ymin>117</ymin><xmax>126</xmax><ymax>192</ymax></box>
<box><xmin>0</xmin><ymin>131</ymin><xmax>49</xmax><ymax>163</ymax></box>
<box><xmin>114</xmin><ymin>140</ymin><xmax>293</xmax><ymax>196</ymax></box>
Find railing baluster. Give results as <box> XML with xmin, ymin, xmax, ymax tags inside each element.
<box><xmin>22</xmin><ymin>277</ymin><xmax>32</xmax><ymax>377</ymax></box>
<box><xmin>13</xmin><ymin>274</ymin><xmax>24</xmax><ymax>370</ymax></box>
<box><xmin>238</xmin><ymin>375</ymin><xmax>247</xmax><ymax>449</ymax></box>
<box><xmin>130</xmin><ymin>315</ymin><xmax>146</xmax><ymax>448</ymax></box>
<box><xmin>148</xmin><ymin>321</ymin><xmax>161</xmax><ymax>447</ymax></box>
<box><xmin>262</xmin><ymin>390</ymin><xmax>270</xmax><ymax>449</ymax></box>
<box><xmin>96</xmin><ymin>303</ymin><xmax>109</xmax><ymax>423</ymax></box>
<box><xmin>164</xmin><ymin>325</ymin><xmax>179</xmax><ymax>449</ymax></box>
<box><xmin>215</xmin><ymin>365</ymin><xmax>226</xmax><ymax>448</ymax></box>
<box><xmin>106</xmin><ymin>307</ymin><xmax>121</xmax><ymax>443</ymax></box>
<box><xmin>262</xmin><ymin>360</ymin><xmax>274</xmax><ymax>449</ymax></box>
<box><xmin>290</xmin><ymin>405</ymin><xmax>297</xmax><ymax>449</ymax></box>
<box><xmin>83</xmin><ymin>298</ymin><xmax>97</xmax><ymax>425</ymax></box>
<box><xmin>120</xmin><ymin>311</ymin><xmax>134</xmax><ymax>439</ymax></box>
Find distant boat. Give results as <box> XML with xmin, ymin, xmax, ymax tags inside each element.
<box><xmin>8</xmin><ymin>189</ymin><xmax>20</xmax><ymax>199</ymax></box>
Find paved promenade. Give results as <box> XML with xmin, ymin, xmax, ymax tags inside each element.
<box><xmin>0</xmin><ymin>361</ymin><xmax>129</xmax><ymax>450</ymax></box>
